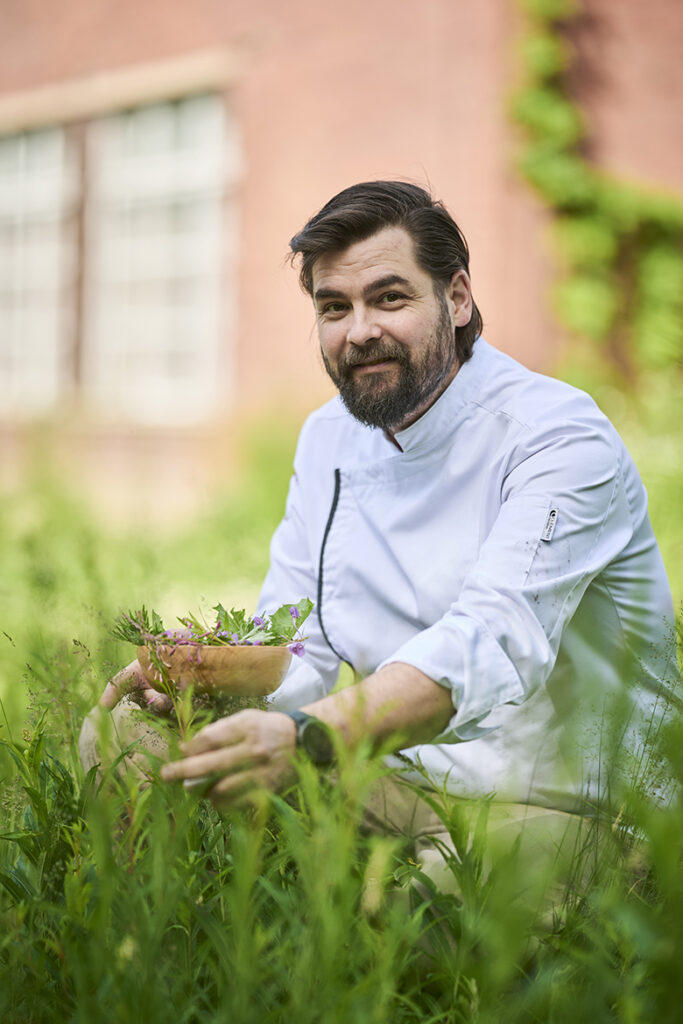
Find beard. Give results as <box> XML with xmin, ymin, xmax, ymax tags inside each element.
<box><xmin>321</xmin><ymin>293</ymin><xmax>457</xmax><ymax>431</ymax></box>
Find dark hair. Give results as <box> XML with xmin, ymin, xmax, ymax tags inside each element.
<box><xmin>289</xmin><ymin>181</ymin><xmax>483</xmax><ymax>363</ymax></box>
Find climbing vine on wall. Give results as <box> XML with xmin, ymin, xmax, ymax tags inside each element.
<box><xmin>512</xmin><ymin>0</ymin><xmax>683</xmax><ymax>378</ymax></box>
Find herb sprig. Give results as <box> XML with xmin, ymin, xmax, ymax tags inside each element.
<box><xmin>113</xmin><ymin>598</ymin><xmax>313</xmax><ymax>655</ymax></box>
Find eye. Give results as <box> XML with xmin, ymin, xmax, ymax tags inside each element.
<box><xmin>380</xmin><ymin>292</ymin><xmax>404</xmax><ymax>304</ymax></box>
<box><xmin>319</xmin><ymin>301</ymin><xmax>348</xmax><ymax>317</ymax></box>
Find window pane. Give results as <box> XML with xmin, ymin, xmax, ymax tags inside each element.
<box><xmin>82</xmin><ymin>94</ymin><xmax>237</xmax><ymax>424</ymax></box>
<box><xmin>0</xmin><ymin>127</ymin><xmax>75</xmax><ymax>416</ymax></box>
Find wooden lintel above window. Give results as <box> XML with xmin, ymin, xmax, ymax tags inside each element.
<box><xmin>0</xmin><ymin>49</ymin><xmax>242</xmax><ymax>136</ymax></box>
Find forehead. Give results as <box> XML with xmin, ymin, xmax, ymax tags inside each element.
<box><xmin>311</xmin><ymin>226</ymin><xmax>430</xmax><ymax>295</ymax></box>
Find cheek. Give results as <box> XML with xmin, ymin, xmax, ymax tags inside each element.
<box><xmin>318</xmin><ymin>325</ymin><xmax>345</xmax><ymax>364</ymax></box>
<box><xmin>390</xmin><ymin>310</ymin><xmax>432</xmax><ymax>339</ymax></box>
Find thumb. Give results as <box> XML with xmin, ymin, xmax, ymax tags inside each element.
<box><xmin>99</xmin><ymin>659</ymin><xmax>147</xmax><ymax>710</ymax></box>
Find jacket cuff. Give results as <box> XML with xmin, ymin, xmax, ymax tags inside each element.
<box><xmin>378</xmin><ymin>617</ymin><xmax>527</xmax><ymax>742</ymax></box>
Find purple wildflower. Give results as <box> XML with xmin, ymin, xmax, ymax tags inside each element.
<box><xmin>253</xmin><ymin>615</ymin><xmax>265</xmax><ymax>627</ymax></box>
<box><xmin>288</xmin><ymin>641</ymin><xmax>305</xmax><ymax>657</ymax></box>
<box><xmin>231</xmin><ymin>633</ymin><xmax>239</xmax><ymax>643</ymax></box>
<box><xmin>289</xmin><ymin>606</ymin><xmax>300</xmax><ymax>620</ymax></box>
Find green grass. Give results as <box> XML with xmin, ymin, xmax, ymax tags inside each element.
<box><xmin>0</xmin><ymin>407</ymin><xmax>681</xmax><ymax>1023</ymax></box>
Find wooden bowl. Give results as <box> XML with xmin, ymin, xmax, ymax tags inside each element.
<box><xmin>136</xmin><ymin>643</ymin><xmax>292</xmax><ymax>696</ymax></box>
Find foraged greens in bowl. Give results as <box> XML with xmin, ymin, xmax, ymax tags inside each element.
<box><xmin>113</xmin><ymin>599</ymin><xmax>313</xmax><ymax>698</ymax></box>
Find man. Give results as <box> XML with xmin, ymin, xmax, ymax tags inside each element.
<box><xmin>100</xmin><ymin>182</ymin><xmax>676</xmax><ymax>877</ymax></box>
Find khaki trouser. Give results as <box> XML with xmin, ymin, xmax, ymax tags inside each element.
<box><xmin>361</xmin><ymin>772</ymin><xmax>607</xmax><ymax>919</ymax></box>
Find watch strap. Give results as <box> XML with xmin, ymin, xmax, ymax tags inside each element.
<box><xmin>284</xmin><ymin>710</ymin><xmax>315</xmax><ymax>731</ymax></box>
<box><xmin>282</xmin><ymin>710</ymin><xmax>335</xmax><ymax>765</ymax></box>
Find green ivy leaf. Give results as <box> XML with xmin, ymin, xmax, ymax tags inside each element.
<box><xmin>519</xmin><ymin>32</ymin><xmax>569</xmax><ymax>79</ymax></box>
<box><xmin>519</xmin><ymin>147</ymin><xmax>596</xmax><ymax>206</ymax></box>
<box><xmin>553</xmin><ymin>275</ymin><xmax>619</xmax><ymax>341</ymax></box>
<box><xmin>520</xmin><ymin>0</ymin><xmax>577</xmax><ymax>19</ymax></box>
<box><xmin>512</xmin><ymin>86</ymin><xmax>584</xmax><ymax>147</ymax></box>
<box><xmin>553</xmin><ymin>216</ymin><xmax>619</xmax><ymax>269</ymax></box>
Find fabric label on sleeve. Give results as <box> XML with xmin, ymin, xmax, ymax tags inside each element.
<box><xmin>541</xmin><ymin>507</ymin><xmax>559</xmax><ymax>542</ymax></box>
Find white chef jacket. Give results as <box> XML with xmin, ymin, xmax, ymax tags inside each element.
<box><xmin>260</xmin><ymin>340</ymin><xmax>676</xmax><ymax>813</ymax></box>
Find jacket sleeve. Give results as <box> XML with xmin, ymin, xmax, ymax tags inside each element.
<box><xmin>379</xmin><ymin>421</ymin><xmax>637</xmax><ymax>741</ymax></box>
<box><xmin>258</xmin><ymin>463</ymin><xmax>342</xmax><ymax>711</ymax></box>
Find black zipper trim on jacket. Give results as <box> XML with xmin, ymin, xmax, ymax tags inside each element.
<box><xmin>317</xmin><ymin>468</ymin><xmax>352</xmax><ymax>667</ymax></box>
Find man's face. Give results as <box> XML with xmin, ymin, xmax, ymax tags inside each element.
<box><xmin>312</xmin><ymin>227</ymin><xmax>472</xmax><ymax>433</ymax></box>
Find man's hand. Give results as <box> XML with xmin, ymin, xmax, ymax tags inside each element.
<box><xmin>161</xmin><ymin>709</ymin><xmax>298</xmax><ymax>808</ymax></box>
<box><xmin>99</xmin><ymin>659</ymin><xmax>174</xmax><ymax>714</ymax></box>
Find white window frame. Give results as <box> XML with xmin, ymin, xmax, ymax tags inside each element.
<box><xmin>0</xmin><ymin>51</ymin><xmax>241</xmax><ymax>426</ymax></box>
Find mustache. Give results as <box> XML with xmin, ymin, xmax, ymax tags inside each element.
<box><xmin>338</xmin><ymin>341</ymin><xmax>408</xmax><ymax>373</ymax></box>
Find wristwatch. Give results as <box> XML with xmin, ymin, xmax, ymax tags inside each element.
<box><xmin>283</xmin><ymin>710</ymin><xmax>335</xmax><ymax>765</ymax></box>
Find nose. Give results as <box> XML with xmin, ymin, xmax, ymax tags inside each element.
<box><xmin>345</xmin><ymin>304</ymin><xmax>382</xmax><ymax>346</ymax></box>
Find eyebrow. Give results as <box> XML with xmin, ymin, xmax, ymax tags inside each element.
<box><xmin>314</xmin><ymin>273</ymin><xmax>412</xmax><ymax>304</ymax></box>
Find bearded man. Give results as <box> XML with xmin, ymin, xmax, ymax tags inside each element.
<box><xmin>98</xmin><ymin>182</ymin><xmax>677</xmax><ymax>894</ymax></box>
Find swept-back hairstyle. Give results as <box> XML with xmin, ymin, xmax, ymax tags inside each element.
<box><xmin>289</xmin><ymin>181</ymin><xmax>483</xmax><ymax>363</ymax></box>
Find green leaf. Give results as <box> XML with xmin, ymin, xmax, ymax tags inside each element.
<box><xmin>553</xmin><ymin>216</ymin><xmax>619</xmax><ymax>269</ymax></box>
<box><xmin>553</xmin><ymin>274</ymin><xmax>620</xmax><ymax>340</ymax></box>
<box><xmin>213</xmin><ymin>603</ymin><xmax>230</xmax><ymax>631</ymax></box>
<box><xmin>293</xmin><ymin>597</ymin><xmax>314</xmax><ymax>628</ymax></box>
<box><xmin>519</xmin><ymin>146</ymin><xmax>596</xmax><ymax>206</ymax></box>
<box><xmin>178</xmin><ymin>612</ymin><xmax>206</xmax><ymax>637</ymax></box>
<box><xmin>112</xmin><ymin>606</ymin><xmax>166</xmax><ymax>645</ymax></box>
<box><xmin>512</xmin><ymin>86</ymin><xmax>584</xmax><ymax>147</ymax></box>
<box><xmin>519</xmin><ymin>31</ymin><xmax>569</xmax><ymax>79</ymax></box>
<box><xmin>268</xmin><ymin>600</ymin><xmax>313</xmax><ymax>641</ymax></box>
<box><xmin>0</xmin><ymin>866</ymin><xmax>36</xmax><ymax>902</ymax></box>
<box><xmin>521</xmin><ymin>0</ymin><xmax>577</xmax><ymax>19</ymax></box>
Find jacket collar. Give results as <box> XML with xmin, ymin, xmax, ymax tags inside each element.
<box><xmin>392</xmin><ymin>339</ymin><xmax>488</xmax><ymax>454</ymax></box>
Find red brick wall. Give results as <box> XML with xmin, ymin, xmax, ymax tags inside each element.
<box><xmin>0</xmin><ymin>0</ymin><xmax>554</xmax><ymax>415</ymax></box>
<box><xmin>567</xmin><ymin>0</ymin><xmax>683</xmax><ymax>194</ymax></box>
<box><xmin>3</xmin><ymin>0</ymin><xmax>680</xmax><ymax>417</ymax></box>
<box><xmin>0</xmin><ymin>0</ymin><xmax>680</xmax><ymax>520</ymax></box>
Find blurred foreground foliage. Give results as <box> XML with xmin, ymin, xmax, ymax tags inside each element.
<box><xmin>0</xmin><ymin>408</ymin><xmax>681</xmax><ymax>1022</ymax></box>
<box><xmin>1</xmin><ymin>688</ymin><xmax>681</xmax><ymax>1023</ymax></box>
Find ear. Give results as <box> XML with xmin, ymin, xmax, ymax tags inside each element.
<box><xmin>446</xmin><ymin>269</ymin><xmax>473</xmax><ymax>327</ymax></box>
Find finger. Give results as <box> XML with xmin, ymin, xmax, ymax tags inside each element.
<box><xmin>182</xmin><ymin>774</ymin><xmax>225</xmax><ymax>796</ymax></box>
<box><xmin>99</xmin><ymin>660</ymin><xmax>146</xmax><ymax>710</ymax></box>
<box><xmin>202</xmin><ymin>748</ymin><xmax>297</xmax><ymax>807</ymax></box>
<box><xmin>142</xmin><ymin>689</ymin><xmax>174</xmax><ymax>714</ymax></box>
<box><xmin>99</xmin><ymin>680</ymin><xmax>123</xmax><ymax>710</ymax></box>
<box><xmin>179</xmin><ymin>717</ymin><xmax>244</xmax><ymax>757</ymax></box>
<box><xmin>161</xmin><ymin>744</ymin><xmax>253</xmax><ymax>783</ymax></box>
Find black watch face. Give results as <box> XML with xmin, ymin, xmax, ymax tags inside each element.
<box><xmin>300</xmin><ymin>719</ymin><xmax>334</xmax><ymax>765</ymax></box>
